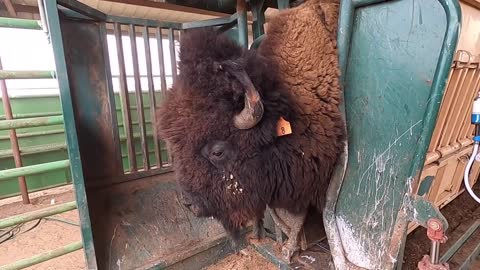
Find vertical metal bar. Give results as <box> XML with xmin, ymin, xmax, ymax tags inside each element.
<box><xmin>456</xmin><ymin>67</ymin><xmax>478</xmax><ymax>140</ymax></box>
<box><xmin>114</xmin><ymin>23</ymin><xmax>137</xmax><ymax>172</ymax></box>
<box><xmin>156</xmin><ymin>28</ymin><xmax>168</xmax><ymax>98</ymax></box>
<box><xmin>37</xmin><ymin>0</ymin><xmax>50</xmax><ymax>42</ymax></box>
<box><xmin>168</xmin><ymin>28</ymin><xmax>177</xmax><ymax>83</ymax></box>
<box><xmin>129</xmin><ymin>24</ymin><xmax>150</xmax><ymax>170</ymax></box>
<box><xmin>156</xmin><ymin>28</ymin><xmax>170</xmax><ymax>166</ymax></box>
<box><xmin>428</xmin><ymin>64</ymin><xmax>458</xmax><ymax>153</ymax></box>
<box><xmin>439</xmin><ymin>54</ymin><xmax>472</xmax><ymax>148</ymax></box>
<box><xmin>3</xmin><ymin>0</ymin><xmax>17</xmax><ymax>17</ymax></box>
<box><xmin>100</xmin><ymin>23</ymin><xmax>124</xmax><ymax>174</ymax></box>
<box><xmin>143</xmin><ymin>26</ymin><xmax>162</xmax><ymax>168</ymax></box>
<box><xmin>449</xmin><ymin>67</ymin><xmax>477</xmax><ymax>145</ymax></box>
<box><xmin>277</xmin><ymin>0</ymin><xmax>289</xmax><ymax>10</ymax></box>
<box><xmin>236</xmin><ymin>0</ymin><xmax>248</xmax><ymax>48</ymax></box>
<box><xmin>251</xmin><ymin>0</ymin><xmax>266</xmax><ymax>40</ymax></box>
<box><xmin>430</xmin><ymin>241</ymin><xmax>440</xmax><ymax>264</ymax></box>
<box><xmin>43</xmin><ymin>1</ymin><xmax>98</xmax><ymax>268</ymax></box>
<box><xmin>459</xmin><ymin>64</ymin><xmax>480</xmax><ymax>140</ymax></box>
<box><xmin>0</xmin><ymin>58</ymin><xmax>29</xmax><ymax>204</ymax></box>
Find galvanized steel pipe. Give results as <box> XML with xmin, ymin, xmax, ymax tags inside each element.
<box><xmin>236</xmin><ymin>0</ymin><xmax>248</xmax><ymax>47</ymax></box>
<box><xmin>0</xmin><ymin>201</ymin><xmax>76</xmax><ymax>229</ymax></box>
<box><xmin>0</xmin><ymin>241</ymin><xmax>82</xmax><ymax>270</ymax></box>
<box><xmin>0</xmin><ymin>17</ymin><xmax>42</xmax><ymax>30</ymax></box>
<box><xmin>0</xmin><ymin>70</ymin><xmax>56</xmax><ymax>80</ymax></box>
<box><xmin>0</xmin><ymin>159</ymin><xmax>70</xmax><ymax>181</ymax></box>
<box><xmin>0</xmin><ymin>115</ymin><xmax>63</xmax><ymax>130</ymax></box>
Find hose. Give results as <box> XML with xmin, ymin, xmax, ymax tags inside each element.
<box><xmin>464</xmin><ymin>142</ymin><xmax>480</xmax><ymax>204</ymax></box>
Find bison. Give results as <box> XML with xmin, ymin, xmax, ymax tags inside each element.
<box><xmin>156</xmin><ymin>0</ymin><xmax>345</xmax><ymax>262</ymax></box>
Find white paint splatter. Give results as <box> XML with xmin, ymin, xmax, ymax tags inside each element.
<box><xmin>301</xmin><ymin>255</ymin><xmax>316</xmax><ymax>263</ymax></box>
<box><xmin>358</xmin><ymin>120</ymin><xmax>423</xmax><ymax>183</ymax></box>
<box><xmin>336</xmin><ymin>216</ymin><xmax>374</xmax><ymax>269</ymax></box>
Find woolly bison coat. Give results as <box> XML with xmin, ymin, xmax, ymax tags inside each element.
<box><xmin>156</xmin><ymin>0</ymin><xmax>345</xmax><ymax>240</ymax></box>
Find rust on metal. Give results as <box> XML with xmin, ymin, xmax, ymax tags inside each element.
<box><xmin>0</xmin><ymin>57</ymin><xmax>29</xmax><ymax>204</ymax></box>
<box><xmin>128</xmin><ymin>23</ymin><xmax>150</xmax><ymax>170</ymax></box>
<box><xmin>143</xmin><ymin>26</ymin><xmax>162</xmax><ymax>168</ymax></box>
<box><xmin>114</xmin><ymin>23</ymin><xmax>137</xmax><ymax>172</ymax></box>
<box><xmin>427</xmin><ymin>218</ymin><xmax>447</xmax><ymax>243</ymax></box>
<box><xmin>3</xmin><ymin>0</ymin><xmax>17</xmax><ymax>17</ymax></box>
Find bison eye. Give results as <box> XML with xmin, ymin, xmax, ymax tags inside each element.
<box><xmin>212</xmin><ymin>150</ymin><xmax>224</xmax><ymax>158</ymax></box>
<box><xmin>201</xmin><ymin>140</ymin><xmax>237</xmax><ymax>167</ymax></box>
<box><xmin>209</xmin><ymin>143</ymin><xmax>226</xmax><ymax>161</ymax></box>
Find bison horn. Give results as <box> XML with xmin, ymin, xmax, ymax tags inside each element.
<box><xmin>222</xmin><ymin>60</ymin><xmax>264</xmax><ymax>130</ymax></box>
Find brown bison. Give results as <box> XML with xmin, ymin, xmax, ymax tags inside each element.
<box><xmin>156</xmin><ymin>0</ymin><xmax>344</xmax><ymax>262</ymax></box>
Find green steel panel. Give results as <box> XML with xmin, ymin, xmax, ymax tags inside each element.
<box><xmin>44</xmin><ymin>1</ymin><xmax>98</xmax><ymax>269</ymax></box>
<box><xmin>325</xmin><ymin>0</ymin><xmax>461</xmax><ymax>269</ymax></box>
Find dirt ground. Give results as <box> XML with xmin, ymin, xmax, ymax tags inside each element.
<box><xmin>1</xmin><ymin>183</ymin><xmax>479</xmax><ymax>270</ymax></box>
<box><xmin>0</xmin><ymin>187</ymin><xmax>85</xmax><ymax>270</ymax></box>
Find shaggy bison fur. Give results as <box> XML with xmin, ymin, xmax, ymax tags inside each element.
<box><xmin>156</xmin><ymin>0</ymin><xmax>345</xmax><ymax>247</ymax></box>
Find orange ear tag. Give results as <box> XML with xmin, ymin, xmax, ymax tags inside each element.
<box><xmin>277</xmin><ymin>117</ymin><xmax>292</xmax><ymax>136</ymax></box>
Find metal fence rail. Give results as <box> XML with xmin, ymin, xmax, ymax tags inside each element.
<box><xmin>0</xmin><ymin>159</ymin><xmax>69</xmax><ymax>181</ymax></box>
<box><xmin>0</xmin><ymin>201</ymin><xmax>81</xmax><ymax>270</ymax></box>
<box><xmin>0</xmin><ymin>201</ymin><xmax>76</xmax><ymax>229</ymax></box>
<box><xmin>0</xmin><ymin>241</ymin><xmax>83</xmax><ymax>270</ymax></box>
<box><xmin>0</xmin><ymin>12</ymin><xmax>81</xmax><ymax>270</ymax></box>
<box><xmin>0</xmin><ymin>70</ymin><xmax>56</xmax><ymax>80</ymax></box>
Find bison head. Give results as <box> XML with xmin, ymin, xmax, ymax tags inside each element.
<box><xmin>156</xmin><ymin>27</ymin><xmax>295</xmax><ymax>237</ymax></box>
